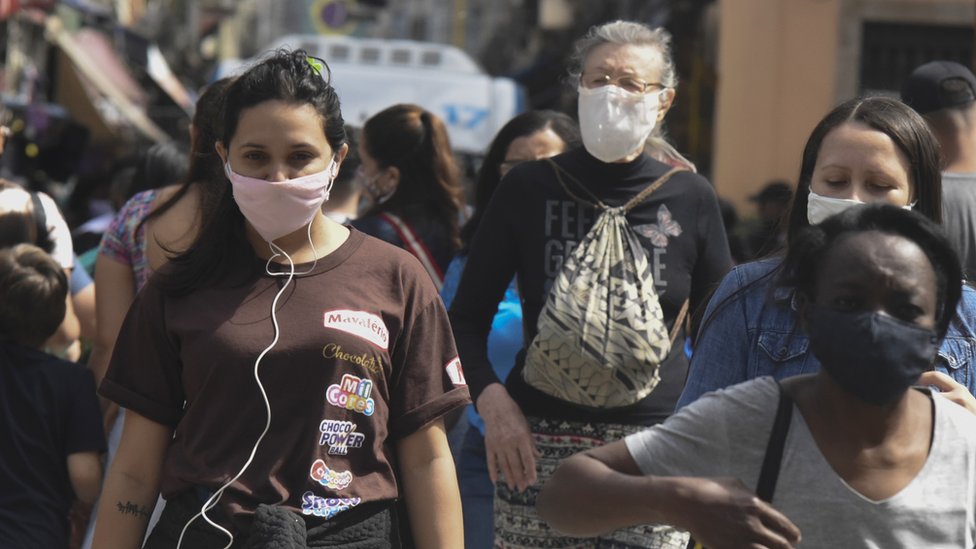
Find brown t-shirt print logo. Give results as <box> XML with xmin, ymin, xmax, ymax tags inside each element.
<box><xmin>318</xmin><ymin>419</ymin><xmax>366</xmax><ymax>455</ymax></box>
<box><xmin>327</xmin><ymin>374</ymin><xmax>376</xmax><ymax>416</ymax></box>
<box><xmin>309</xmin><ymin>459</ymin><xmax>353</xmax><ymax>491</ymax></box>
<box><xmin>322</xmin><ymin>309</ymin><xmax>390</xmax><ymax>349</ymax></box>
<box><xmin>445</xmin><ymin>357</ymin><xmax>466</xmax><ymax>386</ymax></box>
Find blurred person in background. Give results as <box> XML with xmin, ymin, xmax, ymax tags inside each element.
<box><xmin>0</xmin><ymin>100</ymin><xmax>89</xmax><ymax>361</ymax></box>
<box><xmin>322</xmin><ymin>126</ymin><xmax>363</xmax><ymax>225</ymax></box>
<box><xmin>0</xmin><ymin>243</ymin><xmax>105</xmax><ymax>549</ymax></box>
<box><xmin>0</xmin><ymin>181</ymin><xmax>84</xmax><ymax>360</ymax></box>
<box><xmin>440</xmin><ymin>109</ymin><xmax>580</xmax><ymax>549</ymax></box>
<box><xmin>718</xmin><ymin>198</ymin><xmax>751</xmax><ymax>265</ymax></box>
<box><xmin>745</xmin><ymin>180</ymin><xmax>792</xmax><ymax>260</ymax></box>
<box><xmin>902</xmin><ymin>60</ymin><xmax>976</xmax><ymax>280</ymax></box>
<box><xmin>89</xmin><ymin>78</ymin><xmax>230</xmax><ymax>410</ymax></box>
<box><xmin>353</xmin><ymin>103</ymin><xmax>466</xmax><ymax>288</ymax></box>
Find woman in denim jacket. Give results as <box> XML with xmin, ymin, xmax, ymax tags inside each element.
<box><xmin>680</xmin><ymin>96</ymin><xmax>976</xmax><ymax>411</ymax></box>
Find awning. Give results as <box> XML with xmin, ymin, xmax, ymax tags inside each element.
<box><xmin>46</xmin><ymin>15</ymin><xmax>168</xmax><ymax>143</ymax></box>
<box><xmin>146</xmin><ymin>44</ymin><xmax>194</xmax><ymax>114</ymax></box>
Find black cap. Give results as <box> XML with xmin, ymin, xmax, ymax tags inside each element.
<box><xmin>901</xmin><ymin>61</ymin><xmax>976</xmax><ymax>114</ymax></box>
<box><xmin>750</xmin><ymin>181</ymin><xmax>793</xmax><ymax>204</ymax></box>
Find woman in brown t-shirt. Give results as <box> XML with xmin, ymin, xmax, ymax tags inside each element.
<box><xmin>91</xmin><ymin>50</ymin><xmax>468</xmax><ymax>549</ymax></box>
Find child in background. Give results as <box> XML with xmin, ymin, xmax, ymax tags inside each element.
<box><xmin>0</xmin><ymin>244</ymin><xmax>105</xmax><ymax>548</ymax></box>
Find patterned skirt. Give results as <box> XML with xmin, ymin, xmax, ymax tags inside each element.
<box><xmin>494</xmin><ymin>417</ymin><xmax>690</xmax><ymax>549</ymax></box>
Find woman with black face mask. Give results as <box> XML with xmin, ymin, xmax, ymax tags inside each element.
<box><xmin>679</xmin><ymin>96</ymin><xmax>976</xmax><ymax>413</ymax></box>
<box><xmin>536</xmin><ymin>204</ymin><xmax>976</xmax><ymax>548</ymax></box>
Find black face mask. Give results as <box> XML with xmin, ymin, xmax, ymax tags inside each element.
<box><xmin>806</xmin><ymin>307</ymin><xmax>940</xmax><ymax>406</ymax></box>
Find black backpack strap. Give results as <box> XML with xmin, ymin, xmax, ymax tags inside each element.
<box><xmin>29</xmin><ymin>192</ymin><xmax>47</xmax><ymax>245</ymax></box>
<box><xmin>685</xmin><ymin>383</ymin><xmax>793</xmax><ymax>549</ymax></box>
<box><xmin>756</xmin><ymin>381</ymin><xmax>793</xmax><ymax>503</ymax></box>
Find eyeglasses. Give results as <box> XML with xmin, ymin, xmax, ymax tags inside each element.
<box><xmin>580</xmin><ymin>73</ymin><xmax>664</xmax><ymax>95</ymax></box>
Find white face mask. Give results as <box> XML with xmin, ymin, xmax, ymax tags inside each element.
<box><xmin>807</xmin><ymin>190</ymin><xmax>915</xmax><ymax>225</ymax></box>
<box><xmin>577</xmin><ymin>85</ymin><xmax>663</xmax><ymax>163</ymax></box>
<box><xmin>225</xmin><ymin>158</ymin><xmax>338</xmax><ymax>242</ymax></box>
<box><xmin>364</xmin><ymin>172</ymin><xmax>395</xmax><ymax>205</ymax></box>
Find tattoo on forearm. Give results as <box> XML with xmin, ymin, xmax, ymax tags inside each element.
<box><xmin>116</xmin><ymin>501</ymin><xmax>152</xmax><ymax>519</ymax></box>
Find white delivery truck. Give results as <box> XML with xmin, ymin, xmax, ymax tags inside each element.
<box><xmin>215</xmin><ymin>34</ymin><xmax>525</xmax><ymax>155</ymax></box>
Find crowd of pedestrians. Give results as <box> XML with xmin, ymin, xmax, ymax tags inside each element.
<box><xmin>0</xmin><ymin>17</ymin><xmax>974</xmax><ymax>549</ymax></box>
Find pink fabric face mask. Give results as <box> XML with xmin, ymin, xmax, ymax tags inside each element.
<box><xmin>225</xmin><ymin>158</ymin><xmax>337</xmax><ymax>242</ymax></box>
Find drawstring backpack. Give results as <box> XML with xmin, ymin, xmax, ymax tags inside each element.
<box><xmin>522</xmin><ymin>159</ymin><xmax>688</xmax><ymax>408</ymax></box>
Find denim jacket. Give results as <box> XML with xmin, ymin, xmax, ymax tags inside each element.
<box><xmin>677</xmin><ymin>258</ymin><xmax>976</xmax><ymax>409</ymax></box>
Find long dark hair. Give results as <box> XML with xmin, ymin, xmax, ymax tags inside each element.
<box><xmin>134</xmin><ymin>77</ymin><xmax>233</xmax><ymax>238</ymax></box>
<box><xmin>781</xmin><ymin>204</ymin><xmax>961</xmax><ymax>339</ymax></box>
<box><xmin>786</xmin><ymin>96</ymin><xmax>943</xmax><ymax>243</ymax></box>
<box><xmin>158</xmin><ymin>50</ymin><xmax>346</xmax><ymax>297</ymax></box>
<box><xmin>361</xmin><ymin>104</ymin><xmax>464</xmax><ymax>251</ymax></box>
<box><xmin>460</xmin><ymin>110</ymin><xmax>580</xmax><ymax>250</ymax></box>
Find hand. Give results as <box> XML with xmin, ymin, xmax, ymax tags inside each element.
<box><xmin>476</xmin><ymin>383</ymin><xmax>540</xmax><ymax>492</ymax></box>
<box><xmin>671</xmin><ymin>477</ymin><xmax>801</xmax><ymax>549</ymax></box>
<box><xmin>917</xmin><ymin>371</ymin><xmax>976</xmax><ymax>415</ymax></box>
<box><xmin>68</xmin><ymin>500</ymin><xmax>93</xmax><ymax>549</ymax></box>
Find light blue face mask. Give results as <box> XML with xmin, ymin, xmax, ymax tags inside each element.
<box><xmin>806</xmin><ymin>191</ymin><xmax>915</xmax><ymax>225</ymax></box>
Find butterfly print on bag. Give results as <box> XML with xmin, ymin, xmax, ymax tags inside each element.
<box><xmin>633</xmin><ymin>204</ymin><xmax>682</xmax><ymax>248</ymax></box>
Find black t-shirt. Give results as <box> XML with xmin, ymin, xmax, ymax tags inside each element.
<box><xmin>449</xmin><ymin>148</ymin><xmax>732</xmax><ymax>426</ymax></box>
<box><xmin>0</xmin><ymin>343</ymin><xmax>106</xmax><ymax>548</ymax></box>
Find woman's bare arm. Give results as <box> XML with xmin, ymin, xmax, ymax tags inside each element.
<box><xmin>91</xmin><ymin>411</ymin><xmax>172</xmax><ymax>549</ymax></box>
<box><xmin>537</xmin><ymin>440</ymin><xmax>801</xmax><ymax>549</ymax></box>
<box><xmin>396</xmin><ymin>418</ymin><xmax>463</xmax><ymax>548</ymax></box>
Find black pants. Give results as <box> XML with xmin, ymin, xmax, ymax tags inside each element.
<box><xmin>143</xmin><ymin>490</ymin><xmax>405</xmax><ymax>549</ymax></box>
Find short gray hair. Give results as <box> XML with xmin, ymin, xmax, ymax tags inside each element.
<box><xmin>569</xmin><ymin>20</ymin><xmax>678</xmax><ymax>89</ymax></box>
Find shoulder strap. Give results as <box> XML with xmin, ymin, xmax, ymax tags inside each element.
<box><xmin>621</xmin><ymin>167</ymin><xmax>683</xmax><ymax>212</ymax></box>
<box><xmin>668</xmin><ymin>299</ymin><xmax>690</xmax><ymax>347</ymax></box>
<box><xmin>546</xmin><ymin>158</ymin><xmax>604</xmax><ymax>209</ymax></box>
<box><xmin>378</xmin><ymin>212</ymin><xmax>445</xmax><ymax>290</ymax></box>
<box><xmin>29</xmin><ymin>192</ymin><xmax>47</xmax><ymax>245</ymax></box>
<box><xmin>685</xmin><ymin>381</ymin><xmax>793</xmax><ymax>549</ymax></box>
<box><xmin>756</xmin><ymin>381</ymin><xmax>794</xmax><ymax>503</ymax></box>
<box><xmin>544</xmin><ymin>159</ymin><xmax>684</xmax><ymax>213</ymax></box>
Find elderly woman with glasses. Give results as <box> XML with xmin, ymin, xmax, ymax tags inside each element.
<box><xmin>448</xmin><ymin>19</ymin><xmax>732</xmax><ymax>549</ymax></box>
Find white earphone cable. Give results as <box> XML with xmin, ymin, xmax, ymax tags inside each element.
<box><xmin>176</xmin><ymin>222</ymin><xmax>319</xmax><ymax>549</ymax></box>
